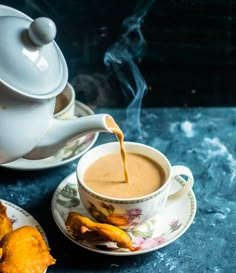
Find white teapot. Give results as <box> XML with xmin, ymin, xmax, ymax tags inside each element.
<box><xmin>0</xmin><ymin>5</ymin><xmax>112</xmax><ymax>164</ymax></box>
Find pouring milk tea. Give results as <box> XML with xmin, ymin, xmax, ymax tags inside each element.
<box><xmin>75</xmin><ymin>118</ymin><xmax>194</xmax><ymax>230</ymax></box>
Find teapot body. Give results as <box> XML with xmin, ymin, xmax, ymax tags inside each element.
<box><xmin>0</xmin><ymin>90</ymin><xmax>55</xmax><ymax>163</ymax></box>
<box><xmin>0</xmin><ymin>88</ymin><xmax>113</xmax><ymax>164</ymax></box>
<box><xmin>0</xmin><ymin>5</ymin><xmax>113</xmax><ymax>164</ymax></box>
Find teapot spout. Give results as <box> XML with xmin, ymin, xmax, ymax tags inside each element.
<box><xmin>24</xmin><ymin>113</ymin><xmax>113</xmax><ymax>160</ymax></box>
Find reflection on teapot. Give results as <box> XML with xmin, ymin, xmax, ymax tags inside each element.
<box><xmin>0</xmin><ymin>5</ymin><xmax>113</xmax><ymax>164</ymax></box>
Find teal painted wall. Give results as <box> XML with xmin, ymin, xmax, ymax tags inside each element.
<box><xmin>1</xmin><ymin>0</ymin><xmax>236</xmax><ymax>106</ymax></box>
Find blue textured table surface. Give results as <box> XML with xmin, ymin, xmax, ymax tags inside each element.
<box><xmin>0</xmin><ymin>107</ymin><xmax>235</xmax><ymax>273</ymax></box>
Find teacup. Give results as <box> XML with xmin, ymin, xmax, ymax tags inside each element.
<box><xmin>54</xmin><ymin>82</ymin><xmax>75</xmax><ymax>119</ymax></box>
<box><xmin>77</xmin><ymin>142</ymin><xmax>194</xmax><ymax>230</ymax></box>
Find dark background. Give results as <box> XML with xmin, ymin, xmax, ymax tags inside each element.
<box><xmin>1</xmin><ymin>0</ymin><xmax>236</xmax><ymax>107</ymax></box>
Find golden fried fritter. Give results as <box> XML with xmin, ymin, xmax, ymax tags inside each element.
<box><xmin>0</xmin><ymin>202</ymin><xmax>12</xmax><ymax>241</ymax></box>
<box><xmin>0</xmin><ymin>225</ymin><xmax>56</xmax><ymax>273</ymax></box>
<box><xmin>66</xmin><ymin>212</ymin><xmax>140</xmax><ymax>251</ymax></box>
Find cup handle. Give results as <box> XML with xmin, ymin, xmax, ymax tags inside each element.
<box><xmin>168</xmin><ymin>165</ymin><xmax>194</xmax><ymax>202</ymax></box>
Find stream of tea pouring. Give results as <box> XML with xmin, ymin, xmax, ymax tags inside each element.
<box><xmin>24</xmin><ymin>115</ymin><xmax>130</xmax><ymax>185</ymax></box>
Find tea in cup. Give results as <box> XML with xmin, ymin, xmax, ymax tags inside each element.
<box><xmin>54</xmin><ymin>82</ymin><xmax>75</xmax><ymax>119</ymax></box>
<box><xmin>77</xmin><ymin>141</ymin><xmax>194</xmax><ymax>230</ymax></box>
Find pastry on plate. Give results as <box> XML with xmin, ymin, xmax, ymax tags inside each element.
<box><xmin>0</xmin><ymin>202</ymin><xmax>12</xmax><ymax>241</ymax></box>
<box><xmin>66</xmin><ymin>211</ymin><xmax>140</xmax><ymax>251</ymax></box>
<box><xmin>0</xmin><ymin>225</ymin><xmax>56</xmax><ymax>273</ymax></box>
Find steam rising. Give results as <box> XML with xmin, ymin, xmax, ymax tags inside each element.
<box><xmin>104</xmin><ymin>0</ymin><xmax>155</xmax><ymax>140</ymax></box>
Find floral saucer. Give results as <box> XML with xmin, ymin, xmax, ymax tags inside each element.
<box><xmin>0</xmin><ymin>199</ymin><xmax>49</xmax><ymax>272</ymax></box>
<box><xmin>51</xmin><ymin>172</ymin><xmax>197</xmax><ymax>256</ymax></box>
<box><xmin>2</xmin><ymin>101</ymin><xmax>99</xmax><ymax>170</ymax></box>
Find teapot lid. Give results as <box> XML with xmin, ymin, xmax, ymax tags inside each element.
<box><xmin>0</xmin><ymin>16</ymin><xmax>68</xmax><ymax>99</ymax></box>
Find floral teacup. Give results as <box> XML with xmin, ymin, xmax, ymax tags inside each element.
<box><xmin>77</xmin><ymin>142</ymin><xmax>194</xmax><ymax>230</ymax></box>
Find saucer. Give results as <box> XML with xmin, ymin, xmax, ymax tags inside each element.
<box><xmin>2</xmin><ymin>101</ymin><xmax>99</xmax><ymax>171</ymax></box>
<box><xmin>0</xmin><ymin>199</ymin><xmax>49</xmax><ymax>272</ymax></box>
<box><xmin>51</xmin><ymin>172</ymin><xmax>197</xmax><ymax>256</ymax></box>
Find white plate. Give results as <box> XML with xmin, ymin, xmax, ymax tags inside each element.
<box><xmin>1</xmin><ymin>101</ymin><xmax>99</xmax><ymax>170</ymax></box>
<box><xmin>0</xmin><ymin>199</ymin><xmax>49</xmax><ymax>272</ymax></box>
<box><xmin>51</xmin><ymin>172</ymin><xmax>197</xmax><ymax>256</ymax></box>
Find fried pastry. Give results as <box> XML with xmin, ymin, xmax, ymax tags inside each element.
<box><xmin>0</xmin><ymin>202</ymin><xmax>12</xmax><ymax>241</ymax></box>
<box><xmin>0</xmin><ymin>225</ymin><xmax>56</xmax><ymax>273</ymax></box>
<box><xmin>66</xmin><ymin>212</ymin><xmax>140</xmax><ymax>251</ymax></box>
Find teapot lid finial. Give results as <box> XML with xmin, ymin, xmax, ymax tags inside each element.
<box><xmin>28</xmin><ymin>17</ymin><xmax>57</xmax><ymax>46</ymax></box>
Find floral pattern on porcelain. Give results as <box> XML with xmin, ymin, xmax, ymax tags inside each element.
<box><xmin>52</xmin><ymin>173</ymin><xmax>196</xmax><ymax>255</ymax></box>
<box><xmin>131</xmin><ymin>219</ymin><xmax>182</xmax><ymax>250</ymax></box>
<box><xmin>87</xmin><ymin>201</ymin><xmax>142</xmax><ymax>228</ymax></box>
<box><xmin>55</xmin><ymin>180</ymin><xmax>183</xmax><ymax>251</ymax></box>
